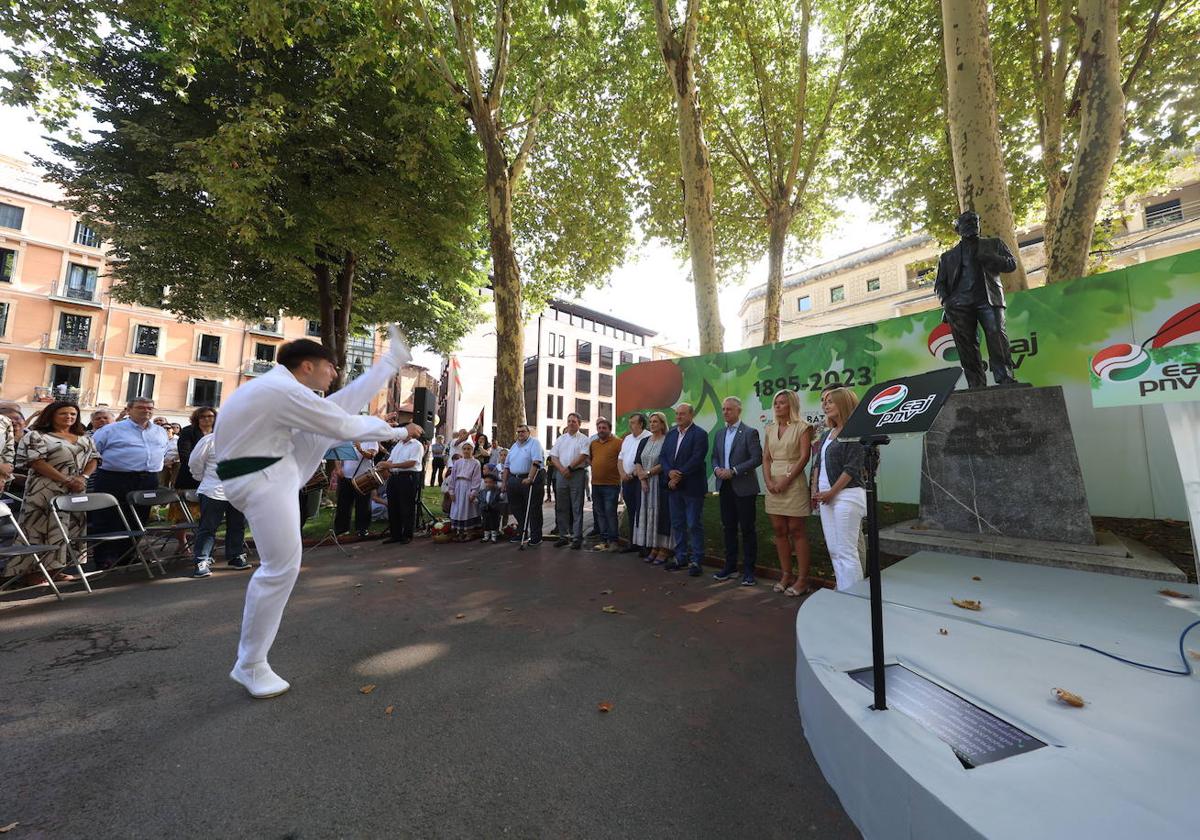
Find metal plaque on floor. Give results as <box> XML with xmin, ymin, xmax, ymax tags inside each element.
<box><xmin>849</xmin><ymin>664</ymin><xmax>1045</xmax><ymax>768</ymax></box>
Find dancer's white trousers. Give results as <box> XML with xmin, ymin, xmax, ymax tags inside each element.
<box><xmin>819</xmin><ymin>487</ymin><xmax>867</xmax><ymax>591</ymax></box>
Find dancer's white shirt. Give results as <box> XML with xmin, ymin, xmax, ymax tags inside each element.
<box><xmin>189</xmin><ymin>433</ymin><xmax>226</xmax><ymax>501</ymax></box>
<box><xmin>214</xmin><ymin>361</ymin><xmax>403</xmax><ymax>478</ymax></box>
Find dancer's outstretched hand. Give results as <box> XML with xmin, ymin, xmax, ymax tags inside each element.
<box><xmin>387</xmin><ymin>324</ymin><xmax>412</xmax><ymax>367</ymax></box>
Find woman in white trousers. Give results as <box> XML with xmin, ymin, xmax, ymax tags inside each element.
<box><xmin>811</xmin><ymin>388</ymin><xmax>868</xmax><ymax>590</ymax></box>
<box><xmin>216</xmin><ymin>330</ymin><xmax>410</xmax><ymax>698</ymax></box>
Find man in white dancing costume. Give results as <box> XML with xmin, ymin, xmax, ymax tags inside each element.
<box><xmin>215</xmin><ymin>327</ymin><xmax>411</xmax><ymax>698</ymax></box>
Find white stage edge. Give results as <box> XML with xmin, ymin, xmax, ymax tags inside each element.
<box><xmin>795</xmin><ymin>552</ymin><xmax>1200</xmax><ymax>839</ymax></box>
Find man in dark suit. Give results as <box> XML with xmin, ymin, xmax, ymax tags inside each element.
<box><xmin>711</xmin><ymin>397</ymin><xmax>763</xmax><ymax>585</ymax></box>
<box><xmin>659</xmin><ymin>403</ymin><xmax>709</xmax><ymax>577</ymax></box>
<box><xmin>933</xmin><ymin>210</ymin><xmax>1020</xmax><ymax>388</ymax></box>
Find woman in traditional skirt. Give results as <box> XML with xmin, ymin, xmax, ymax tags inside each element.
<box><xmin>634</xmin><ymin>412</ymin><xmax>674</xmax><ymax>564</ymax></box>
<box><xmin>447</xmin><ymin>442</ymin><xmax>482</xmax><ymax>540</ymax></box>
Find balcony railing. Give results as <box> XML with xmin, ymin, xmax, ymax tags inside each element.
<box><xmin>1145</xmin><ymin>198</ymin><xmax>1199</xmax><ymax>229</ymax></box>
<box><xmin>53</xmin><ymin>280</ymin><xmax>101</xmax><ymax>304</ymax></box>
<box><xmin>243</xmin><ymin>359</ymin><xmax>276</xmax><ymax>376</ymax></box>
<box><xmin>40</xmin><ymin>331</ymin><xmax>96</xmax><ymax>356</ymax></box>
<box><xmin>33</xmin><ymin>385</ymin><xmax>94</xmax><ymax>405</ymax></box>
<box><xmin>248</xmin><ymin>319</ymin><xmax>282</xmax><ymax>336</ymax></box>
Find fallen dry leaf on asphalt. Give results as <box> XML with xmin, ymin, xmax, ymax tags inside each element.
<box><xmin>1158</xmin><ymin>589</ymin><xmax>1190</xmax><ymax>598</ymax></box>
<box><xmin>0</xmin><ymin>823</ymin><xmax>18</xmax><ymax>834</ymax></box>
<box><xmin>938</xmin><ymin>628</ymin><xmax>949</xmax><ymax>635</ymax></box>
<box><xmin>972</xmin><ymin>576</ymin><xmax>982</xmax><ymax>581</ymax></box>
<box><xmin>951</xmin><ymin>598</ymin><xmax>982</xmax><ymax>611</ymax></box>
<box><xmin>359</xmin><ymin>684</ymin><xmax>376</xmax><ymax>695</ymax></box>
<box><xmin>503</xmin><ymin>607</ymin><xmax>514</xmax><ymax>612</ymax></box>
<box><xmin>1053</xmin><ymin>688</ymin><xmax>1085</xmax><ymax>708</ymax></box>
<box><xmin>354</xmin><ymin>583</ymin><xmax>363</xmax><ymax>588</ymax></box>
<box><xmin>1187</xmin><ymin>649</ymin><xmax>1200</xmax><ymax>660</ymax></box>
<box><xmin>385</xmin><ymin>705</ymin><xmax>394</xmax><ymax>716</ymax></box>
<box><xmin>455</xmin><ymin>613</ymin><xmax>465</xmax><ymax>619</ymax></box>
<box><xmin>597</xmin><ymin>702</ymin><xmax>613</xmax><ymax>713</ymax></box>
<box><xmin>601</xmin><ymin>605</ymin><xmax>625</xmax><ymax>615</ymax></box>
<box><xmin>600</xmin><ymin>589</ymin><xmax>613</xmax><ymax>595</ymax></box>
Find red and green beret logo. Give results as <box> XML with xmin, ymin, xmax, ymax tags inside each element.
<box><xmin>1091</xmin><ymin>343</ymin><xmax>1151</xmax><ymax>381</ymax></box>
<box><xmin>868</xmin><ymin>384</ymin><xmax>909</xmax><ymax>415</ymax></box>
<box><xmin>927</xmin><ymin>323</ymin><xmax>959</xmax><ymax>362</ymax></box>
<box><xmin>1150</xmin><ymin>303</ymin><xmax>1200</xmax><ymax>348</ymax></box>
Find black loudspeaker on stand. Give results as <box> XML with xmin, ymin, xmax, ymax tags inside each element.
<box><xmin>412</xmin><ymin>386</ymin><xmax>437</xmax><ymax>439</ymax></box>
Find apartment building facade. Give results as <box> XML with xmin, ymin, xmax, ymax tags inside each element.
<box><xmin>0</xmin><ymin>154</ymin><xmax>386</xmax><ymax>419</ymax></box>
<box><xmin>739</xmin><ymin>170</ymin><xmax>1200</xmax><ymax>346</ymax></box>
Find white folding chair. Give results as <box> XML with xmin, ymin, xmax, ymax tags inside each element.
<box><xmin>52</xmin><ymin>493</ymin><xmax>161</xmax><ymax>590</ymax></box>
<box><xmin>0</xmin><ymin>500</ymin><xmax>67</xmax><ymax>601</ymax></box>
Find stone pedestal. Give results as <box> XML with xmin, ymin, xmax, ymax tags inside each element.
<box><xmin>918</xmin><ymin>385</ymin><xmax>1095</xmax><ymax>544</ymax></box>
<box><xmin>880</xmin><ymin>385</ymin><xmax>1184</xmax><ymax>581</ymax></box>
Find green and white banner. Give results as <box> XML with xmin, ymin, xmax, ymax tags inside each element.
<box><xmin>1090</xmin><ymin>342</ymin><xmax>1200</xmax><ymax>408</ymax></box>
<box><xmin>616</xmin><ymin>249</ymin><xmax>1200</xmax><ymax>519</ymax></box>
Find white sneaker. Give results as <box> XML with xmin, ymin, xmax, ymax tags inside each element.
<box><xmin>229</xmin><ymin>661</ymin><xmax>290</xmax><ymax>698</ymax></box>
<box><xmin>191</xmin><ymin>559</ymin><xmax>212</xmax><ymax>578</ymax></box>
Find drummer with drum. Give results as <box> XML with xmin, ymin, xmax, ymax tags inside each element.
<box><xmin>333</xmin><ymin>440</ymin><xmax>379</xmax><ymax>538</ymax></box>
<box><xmin>381</xmin><ymin>423</ymin><xmax>425</xmax><ymax>545</ymax></box>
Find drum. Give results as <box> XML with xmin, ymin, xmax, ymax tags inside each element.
<box><xmin>303</xmin><ymin>467</ymin><xmax>329</xmax><ymax>493</ymax></box>
<box><xmin>352</xmin><ymin>467</ymin><xmax>385</xmax><ymax>496</ymax></box>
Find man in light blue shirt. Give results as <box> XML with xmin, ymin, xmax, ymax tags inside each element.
<box><xmin>502</xmin><ymin>424</ymin><xmax>545</xmax><ymax>544</ymax></box>
<box><xmin>90</xmin><ymin>397</ymin><xmax>171</xmax><ymax>568</ymax></box>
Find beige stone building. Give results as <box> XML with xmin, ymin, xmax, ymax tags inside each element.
<box><xmin>739</xmin><ymin>170</ymin><xmax>1200</xmax><ymax>345</ymax></box>
<box><xmin>0</xmin><ymin>154</ymin><xmax>387</xmax><ymax>421</ymax></box>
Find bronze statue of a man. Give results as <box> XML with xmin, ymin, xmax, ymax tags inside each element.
<box><xmin>933</xmin><ymin>211</ymin><xmax>1020</xmax><ymax>388</ymax></box>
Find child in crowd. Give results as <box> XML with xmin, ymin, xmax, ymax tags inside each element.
<box><xmin>477</xmin><ymin>473</ymin><xmax>503</xmax><ymax>543</ymax></box>
<box><xmin>447</xmin><ymin>443</ymin><xmax>481</xmax><ymax>541</ymax></box>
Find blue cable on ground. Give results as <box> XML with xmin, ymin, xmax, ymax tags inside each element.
<box><xmin>1079</xmin><ymin>619</ymin><xmax>1200</xmax><ymax>677</ymax></box>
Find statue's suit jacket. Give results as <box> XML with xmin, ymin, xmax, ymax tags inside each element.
<box><xmin>933</xmin><ymin>236</ymin><xmax>1016</xmax><ymax>310</ymax></box>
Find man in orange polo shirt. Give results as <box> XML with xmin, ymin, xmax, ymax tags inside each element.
<box><xmin>588</xmin><ymin>417</ymin><xmax>624</xmax><ymax>551</ymax></box>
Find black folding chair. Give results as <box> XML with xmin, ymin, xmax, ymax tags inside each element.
<box><xmin>52</xmin><ymin>493</ymin><xmax>160</xmax><ymax>589</ymax></box>
<box><xmin>0</xmin><ymin>500</ymin><xmax>66</xmax><ymax>601</ymax></box>
<box><xmin>125</xmin><ymin>488</ymin><xmax>198</xmax><ymax>565</ymax></box>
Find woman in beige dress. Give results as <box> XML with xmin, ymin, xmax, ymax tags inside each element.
<box><xmin>12</xmin><ymin>401</ymin><xmax>99</xmax><ymax>585</ymax></box>
<box><xmin>762</xmin><ymin>389</ymin><xmax>814</xmax><ymax>596</ymax></box>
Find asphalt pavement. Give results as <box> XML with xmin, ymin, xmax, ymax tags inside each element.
<box><xmin>0</xmin><ymin>537</ymin><xmax>857</xmax><ymax>839</ymax></box>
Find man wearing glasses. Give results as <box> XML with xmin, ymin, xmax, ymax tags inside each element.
<box><xmin>503</xmin><ymin>425</ymin><xmax>545</xmax><ymax>545</ymax></box>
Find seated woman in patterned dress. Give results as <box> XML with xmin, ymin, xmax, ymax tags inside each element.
<box><xmin>12</xmin><ymin>401</ymin><xmax>99</xmax><ymax>587</ymax></box>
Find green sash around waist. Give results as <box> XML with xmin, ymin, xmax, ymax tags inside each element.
<box><xmin>216</xmin><ymin>456</ymin><xmax>282</xmax><ymax>481</ymax></box>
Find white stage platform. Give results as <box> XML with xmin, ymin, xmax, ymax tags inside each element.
<box><xmin>795</xmin><ymin>552</ymin><xmax>1200</xmax><ymax>840</ymax></box>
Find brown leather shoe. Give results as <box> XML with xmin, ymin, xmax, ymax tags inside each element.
<box><xmin>50</xmin><ymin>569</ymin><xmax>80</xmax><ymax>583</ymax></box>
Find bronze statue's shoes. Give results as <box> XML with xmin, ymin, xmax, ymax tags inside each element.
<box><xmin>230</xmin><ymin>662</ymin><xmax>291</xmax><ymax>699</ymax></box>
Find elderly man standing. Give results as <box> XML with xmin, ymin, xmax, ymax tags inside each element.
<box><xmin>548</xmin><ymin>412</ymin><xmax>590</xmax><ymax>550</ymax></box>
<box><xmin>588</xmin><ymin>418</ymin><xmax>624</xmax><ymax>551</ymax></box>
<box><xmin>382</xmin><ymin>423</ymin><xmax>425</xmax><ymax>545</ymax></box>
<box><xmin>90</xmin><ymin>397</ymin><xmax>169</xmax><ymax>569</ymax></box>
<box><xmin>617</xmin><ymin>413</ymin><xmax>650</xmax><ymax>554</ymax></box>
<box><xmin>88</xmin><ymin>409</ymin><xmax>114</xmax><ymax>433</ymax></box>
<box><xmin>658</xmin><ymin>403</ymin><xmax>709</xmax><ymax>576</ymax></box>
<box><xmin>503</xmin><ymin>424</ymin><xmax>545</xmax><ymax>545</ymax></box>
<box><xmin>711</xmin><ymin>397</ymin><xmax>763</xmax><ymax>585</ymax></box>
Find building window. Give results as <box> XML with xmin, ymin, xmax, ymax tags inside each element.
<box><xmin>65</xmin><ymin>263</ymin><xmax>98</xmax><ymax>300</ymax></box>
<box><xmin>576</xmin><ymin>340</ymin><xmax>592</xmax><ymax>364</ymax></box>
<box><xmin>557</xmin><ymin>365</ymin><xmax>565</xmax><ymax>389</ymax></box>
<box><xmin>599</xmin><ymin>346</ymin><xmax>613</xmax><ymax>369</ymax></box>
<box><xmin>0</xmin><ymin>357</ymin><xmax>5</xmax><ymax>383</ymax></box>
<box><xmin>73</xmin><ymin>222</ymin><xmax>101</xmax><ymax>248</ymax></box>
<box><xmin>575</xmin><ymin>398</ymin><xmax>591</xmax><ymax>421</ymax></box>
<box><xmin>599</xmin><ymin>373</ymin><xmax>613</xmax><ymax>397</ymax></box>
<box><xmin>133</xmin><ymin>324</ymin><xmax>161</xmax><ymax>355</ymax></box>
<box><xmin>599</xmin><ymin>400</ymin><xmax>612</xmax><ymax>420</ymax></box>
<box><xmin>547</xmin><ymin>362</ymin><xmax>555</xmax><ymax>387</ymax></box>
<box><xmin>127</xmin><ymin>372</ymin><xmax>156</xmax><ymax>402</ymax></box>
<box><xmin>306</xmin><ymin>320</ymin><xmax>322</xmax><ymax>337</ymax></box>
<box><xmin>197</xmin><ymin>333</ymin><xmax>221</xmax><ymax>363</ymax></box>
<box><xmin>639</xmin><ymin>356</ymin><xmax>649</xmax><ymax>363</ymax></box>
<box><xmin>576</xmin><ymin>369</ymin><xmax>591</xmax><ymax>392</ymax></box>
<box><xmin>548</xmin><ymin>331</ymin><xmax>557</xmax><ymax>357</ymax></box>
<box><xmin>545</xmin><ymin>425</ymin><xmax>554</xmax><ymax>449</ymax></box>
<box><xmin>830</xmin><ymin>285</ymin><xmax>845</xmax><ymax>303</ymax></box>
<box><xmin>557</xmin><ymin>395</ymin><xmax>564</xmax><ymax>419</ymax></box>
<box><xmin>866</xmin><ymin>277</ymin><xmax>880</xmax><ymax>292</ymax></box>
<box><xmin>620</xmin><ymin>350</ymin><xmax>633</xmax><ymax>365</ymax></box>
<box><xmin>0</xmin><ymin>302</ymin><xmax>8</xmax><ymax>337</ymax></box>
<box><xmin>797</xmin><ymin>295</ymin><xmax>812</xmax><ymax>312</ymax></box>
<box><xmin>58</xmin><ymin>313</ymin><xmax>92</xmax><ymax>351</ymax></box>
<box><xmin>50</xmin><ymin>364</ymin><xmax>82</xmax><ymax>390</ymax></box>
<box><xmin>1145</xmin><ymin>198</ymin><xmax>1183</xmax><ymax>228</ymax></box>
<box><xmin>0</xmin><ymin>203</ymin><xmax>24</xmax><ymax>230</ymax></box>
<box><xmin>255</xmin><ymin>342</ymin><xmax>276</xmax><ymax>364</ymax></box>
<box><xmin>190</xmin><ymin>378</ymin><xmax>222</xmax><ymax>407</ymax></box>
<box><xmin>546</xmin><ymin>394</ymin><xmax>554</xmax><ymax>417</ymax></box>
<box><xmin>345</xmin><ymin>332</ymin><xmax>374</xmax><ymax>381</ymax></box>
<box><xmin>0</xmin><ymin>248</ymin><xmax>14</xmax><ymax>282</ymax></box>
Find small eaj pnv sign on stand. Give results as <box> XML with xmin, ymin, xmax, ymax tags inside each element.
<box><xmin>839</xmin><ymin>366</ymin><xmax>963</xmax><ymax>710</ymax></box>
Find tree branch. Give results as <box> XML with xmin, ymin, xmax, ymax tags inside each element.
<box><xmin>1121</xmin><ymin>0</ymin><xmax>1173</xmax><ymax>98</ymax></box>
<box><xmin>791</xmin><ymin>48</ymin><xmax>848</xmax><ymax>214</ymax></box>
<box><xmin>509</xmin><ymin>89</ymin><xmax>544</xmax><ymax>187</ymax></box>
<box><xmin>682</xmin><ymin>0</ymin><xmax>702</xmax><ymax>62</ymax></box>
<box><xmin>784</xmin><ymin>0</ymin><xmax>812</xmax><ymax>197</ymax></box>
<box><xmin>488</xmin><ymin>0</ymin><xmax>512</xmax><ymax>112</ymax></box>
<box><xmin>410</xmin><ymin>0</ymin><xmax>468</xmax><ymax>103</ymax></box>
<box><xmin>706</xmin><ymin>89</ymin><xmax>772</xmax><ymax>206</ymax></box>
<box><xmin>734</xmin><ymin>2</ymin><xmax>778</xmax><ymax>189</ymax></box>
<box><xmin>448</xmin><ymin>0</ymin><xmax>488</xmax><ymax>115</ymax></box>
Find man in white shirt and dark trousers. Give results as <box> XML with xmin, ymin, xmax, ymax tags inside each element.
<box><xmin>617</xmin><ymin>413</ymin><xmax>650</xmax><ymax>553</ymax></box>
<box><xmin>382</xmin><ymin>424</ymin><xmax>424</xmax><ymax>545</ymax></box>
<box><xmin>334</xmin><ymin>440</ymin><xmax>378</xmax><ymax>537</ymax></box>
<box><xmin>215</xmin><ymin>332</ymin><xmax>410</xmax><ymax>699</ymax></box>
<box><xmin>548</xmin><ymin>413</ymin><xmax>590</xmax><ymax>550</ymax></box>
<box><xmin>503</xmin><ymin>424</ymin><xmax>545</xmax><ymax>544</ymax></box>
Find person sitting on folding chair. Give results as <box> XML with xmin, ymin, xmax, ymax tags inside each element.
<box><xmin>186</xmin><ymin>431</ymin><xmax>251</xmax><ymax>579</ymax></box>
<box><xmin>11</xmin><ymin>401</ymin><xmax>98</xmax><ymax>587</ymax></box>
<box><xmin>216</xmin><ymin>331</ymin><xmax>411</xmax><ymax>699</ymax></box>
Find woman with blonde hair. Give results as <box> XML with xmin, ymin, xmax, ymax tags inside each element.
<box><xmin>633</xmin><ymin>411</ymin><xmax>673</xmax><ymax>563</ymax></box>
<box><xmin>811</xmin><ymin>387</ymin><xmax>867</xmax><ymax>590</ymax></box>
<box><xmin>762</xmin><ymin>389</ymin><xmax>814</xmax><ymax>595</ymax></box>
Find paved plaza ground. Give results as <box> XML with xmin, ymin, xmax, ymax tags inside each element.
<box><xmin>0</xmin><ymin>537</ymin><xmax>857</xmax><ymax>838</ymax></box>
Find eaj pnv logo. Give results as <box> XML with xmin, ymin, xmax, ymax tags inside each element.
<box><xmin>1090</xmin><ymin>343</ymin><xmax>1152</xmax><ymax>381</ymax></box>
<box><xmin>927</xmin><ymin>323</ymin><xmax>958</xmax><ymax>362</ymax></box>
<box><xmin>868</xmin><ymin>384</ymin><xmax>908</xmax><ymax>415</ymax></box>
